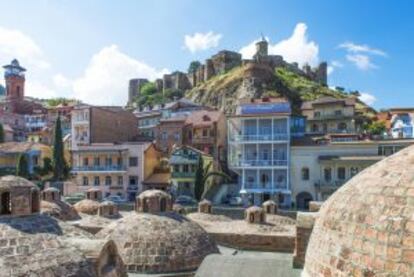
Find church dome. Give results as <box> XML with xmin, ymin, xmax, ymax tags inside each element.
<box><xmin>97</xmin><ymin>190</ymin><xmax>218</xmax><ymax>274</ymax></box>
<box><xmin>304</xmin><ymin>146</ymin><xmax>414</xmax><ymax>276</ymax></box>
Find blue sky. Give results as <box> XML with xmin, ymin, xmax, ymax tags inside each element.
<box><xmin>0</xmin><ymin>0</ymin><xmax>412</xmax><ymax>109</ymax></box>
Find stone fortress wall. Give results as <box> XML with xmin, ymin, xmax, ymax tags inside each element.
<box><xmin>128</xmin><ymin>37</ymin><xmax>327</xmax><ymax>104</ymax></box>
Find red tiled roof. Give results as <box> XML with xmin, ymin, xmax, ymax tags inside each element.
<box><xmin>185</xmin><ymin>110</ymin><xmax>223</xmax><ymax>127</ymax></box>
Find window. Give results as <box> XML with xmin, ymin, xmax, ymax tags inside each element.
<box><xmin>106</xmin><ymin>157</ymin><xmax>113</xmax><ymax>166</ymax></box>
<box><xmin>94</xmin><ymin>157</ymin><xmax>100</xmax><ymax>166</ymax></box>
<box><xmin>311</xmin><ymin>124</ymin><xmax>319</xmax><ymax>132</ymax></box>
<box><xmin>324</xmin><ymin>168</ymin><xmax>332</xmax><ymax>182</ymax></box>
<box><xmin>83</xmin><ymin>157</ymin><xmax>89</xmax><ymax>166</ymax></box>
<box><xmin>350</xmin><ymin>167</ymin><xmax>359</xmax><ymax>177</ymax></box>
<box><xmin>183</xmin><ymin>164</ymin><xmax>189</xmax><ymax>172</ymax></box>
<box><xmin>260</xmin><ymin>174</ymin><xmax>269</xmax><ymax>186</ymax></box>
<box><xmin>161</xmin><ymin>131</ymin><xmax>168</xmax><ymax>140</ymax></box>
<box><xmin>277</xmin><ymin>175</ymin><xmax>285</xmax><ymax>184</ymax></box>
<box><xmin>129</xmin><ymin>176</ymin><xmax>138</xmax><ymax>185</ymax></box>
<box><xmin>338</xmin><ymin>122</ymin><xmax>347</xmax><ymax>131</ymax></box>
<box><xmin>117</xmin><ymin>157</ymin><xmax>122</xmax><ymax>166</ymax></box>
<box><xmin>301</xmin><ymin>167</ymin><xmax>310</xmax><ymax>180</ymax></box>
<box><xmin>314</xmin><ymin>111</ymin><xmax>321</xmax><ymax>118</ymax></box>
<box><xmin>82</xmin><ymin>177</ymin><xmax>89</xmax><ymax>186</ymax></box>
<box><xmin>33</xmin><ymin>156</ymin><xmax>39</xmax><ymax>166</ymax></box>
<box><xmin>105</xmin><ymin>176</ymin><xmax>112</xmax><ymax>186</ymax></box>
<box><xmin>337</xmin><ymin>167</ymin><xmax>346</xmax><ymax>180</ymax></box>
<box><xmin>174</xmin><ymin>165</ymin><xmax>180</xmax><ymax>173</ymax></box>
<box><xmin>174</xmin><ymin>132</ymin><xmax>180</xmax><ymax>140</ymax></box>
<box><xmin>94</xmin><ymin>176</ymin><xmax>100</xmax><ymax>186</ymax></box>
<box><xmin>335</xmin><ymin>110</ymin><xmax>342</xmax><ymax>116</ymax></box>
<box><xmin>202</xmin><ymin>129</ymin><xmax>208</xmax><ymax>137</ymax></box>
<box><xmin>118</xmin><ymin>176</ymin><xmax>123</xmax><ymax>185</ymax></box>
<box><xmin>1</xmin><ymin>192</ymin><xmax>11</xmax><ymax>215</ymax></box>
<box><xmin>129</xmin><ymin>157</ymin><xmax>138</xmax><ymax>167</ymax></box>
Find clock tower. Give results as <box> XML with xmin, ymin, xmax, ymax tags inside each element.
<box><xmin>3</xmin><ymin>59</ymin><xmax>26</xmax><ymax>102</ymax></box>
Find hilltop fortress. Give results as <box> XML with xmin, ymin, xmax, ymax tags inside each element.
<box><xmin>128</xmin><ymin>37</ymin><xmax>327</xmax><ymax>105</ymax></box>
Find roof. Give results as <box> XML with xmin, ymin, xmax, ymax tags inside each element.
<box><xmin>185</xmin><ymin>110</ymin><xmax>223</xmax><ymax>127</ymax></box>
<box><xmin>0</xmin><ymin>142</ymin><xmax>45</xmax><ymax>154</ymax></box>
<box><xmin>96</xmin><ymin>212</ymin><xmax>218</xmax><ymax>274</ymax></box>
<box><xmin>318</xmin><ymin>155</ymin><xmax>384</xmax><ymax>162</ymax></box>
<box><xmin>0</xmin><ymin>175</ymin><xmax>38</xmax><ymax>189</ymax></box>
<box><xmin>142</xmin><ymin>173</ymin><xmax>171</xmax><ymax>185</ymax></box>
<box><xmin>137</xmin><ymin>189</ymin><xmax>171</xmax><ymax>199</ymax></box>
<box><xmin>304</xmin><ymin>145</ymin><xmax>414</xmax><ymax>276</ymax></box>
<box><xmin>301</xmin><ymin>96</ymin><xmax>356</xmax><ymax>110</ymax></box>
<box><xmin>238</xmin><ymin>98</ymin><xmax>291</xmax><ymax>116</ymax></box>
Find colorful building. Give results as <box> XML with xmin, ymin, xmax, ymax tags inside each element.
<box><xmin>227</xmin><ymin>97</ymin><xmax>292</xmax><ymax>207</ymax></box>
<box><xmin>169</xmin><ymin>145</ymin><xmax>212</xmax><ymax>197</ymax></box>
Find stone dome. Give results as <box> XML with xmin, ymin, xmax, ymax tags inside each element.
<box><xmin>262</xmin><ymin>199</ymin><xmax>278</xmax><ymax>214</ymax></box>
<box><xmin>304</xmin><ymin>146</ymin><xmax>414</xmax><ymax>277</ymax></box>
<box><xmin>96</xmin><ymin>212</ymin><xmax>219</xmax><ymax>274</ymax></box>
<box><xmin>198</xmin><ymin>199</ymin><xmax>212</xmax><ymax>214</ymax></box>
<box><xmin>245</xmin><ymin>206</ymin><xmax>266</xmax><ymax>224</ymax></box>
<box><xmin>135</xmin><ymin>189</ymin><xmax>172</xmax><ymax>213</ymax></box>
<box><xmin>74</xmin><ymin>199</ymin><xmax>100</xmax><ymax>215</ymax></box>
<box><xmin>98</xmin><ymin>201</ymin><xmax>120</xmax><ymax>218</ymax></box>
<box><xmin>40</xmin><ymin>200</ymin><xmax>80</xmax><ymax>221</ymax></box>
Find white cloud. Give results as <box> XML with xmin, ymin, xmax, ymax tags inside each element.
<box><xmin>0</xmin><ymin>26</ymin><xmax>50</xmax><ymax>69</ymax></box>
<box><xmin>339</xmin><ymin>42</ymin><xmax>387</xmax><ymax>57</ymax></box>
<box><xmin>26</xmin><ymin>81</ymin><xmax>58</xmax><ymax>99</ymax></box>
<box><xmin>346</xmin><ymin>54</ymin><xmax>377</xmax><ymax>70</ymax></box>
<box><xmin>53</xmin><ymin>73</ymin><xmax>72</xmax><ymax>89</ymax></box>
<box><xmin>327</xmin><ymin>60</ymin><xmax>344</xmax><ymax>75</ymax></box>
<box><xmin>239</xmin><ymin>23</ymin><xmax>319</xmax><ymax>67</ymax></box>
<box><xmin>359</xmin><ymin>92</ymin><xmax>377</xmax><ymax>105</ymax></box>
<box><xmin>71</xmin><ymin>45</ymin><xmax>168</xmax><ymax>105</ymax></box>
<box><xmin>184</xmin><ymin>31</ymin><xmax>222</xmax><ymax>53</ymax></box>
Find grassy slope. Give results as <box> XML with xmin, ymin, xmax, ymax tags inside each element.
<box><xmin>186</xmin><ymin>65</ymin><xmax>376</xmax><ymax>118</ymax></box>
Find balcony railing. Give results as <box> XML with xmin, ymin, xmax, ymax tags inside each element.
<box><xmin>229</xmin><ymin>159</ymin><xmax>288</xmax><ymax>167</ymax></box>
<box><xmin>231</xmin><ymin>133</ymin><xmax>288</xmax><ymax>142</ymax></box>
<box><xmin>242</xmin><ymin>183</ymin><xmax>288</xmax><ymax>191</ymax></box>
<box><xmin>192</xmin><ymin>137</ymin><xmax>215</xmax><ymax>144</ymax></box>
<box><xmin>72</xmin><ymin>165</ymin><xmax>127</xmax><ymax>172</ymax></box>
<box><xmin>314</xmin><ymin>180</ymin><xmax>346</xmax><ymax>188</ymax></box>
<box><xmin>127</xmin><ymin>185</ymin><xmax>138</xmax><ymax>192</ymax></box>
<box><xmin>171</xmin><ymin>172</ymin><xmax>195</xmax><ymax>178</ymax></box>
<box><xmin>309</xmin><ymin>114</ymin><xmax>354</xmax><ymax>120</ymax></box>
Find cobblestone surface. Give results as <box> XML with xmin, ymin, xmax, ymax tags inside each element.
<box><xmin>304</xmin><ymin>145</ymin><xmax>414</xmax><ymax>277</ymax></box>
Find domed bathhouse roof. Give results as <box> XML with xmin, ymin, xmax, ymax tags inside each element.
<box><xmin>98</xmin><ymin>201</ymin><xmax>120</xmax><ymax>218</ymax></box>
<box><xmin>0</xmin><ymin>176</ymin><xmax>126</xmax><ymax>276</ymax></box>
<box><xmin>97</xmin><ymin>189</ymin><xmax>219</xmax><ymax>275</ymax></box>
<box><xmin>304</xmin><ymin>145</ymin><xmax>414</xmax><ymax>277</ymax></box>
<box><xmin>74</xmin><ymin>199</ymin><xmax>100</xmax><ymax>215</ymax></box>
<box><xmin>40</xmin><ymin>187</ymin><xmax>80</xmax><ymax>221</ymax></box>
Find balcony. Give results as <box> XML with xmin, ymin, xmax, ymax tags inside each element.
<box><xmin>192</xmin><ymin>137</ymin><xmax>215</xmax><ymax>144</ymax></box>
<box><xmin>231</xmin><ymin>133</ymin><xmax>288</xmax><ymax>142</ymax></box>
<box><xmin>241</xmin><ymin>183</ymin><xmax>288</xmax><ymax>192</ymax></box>
<box><xmin>314</xmin><ymin>180</ymin><xmax>345</xmax><ymax>189</ymax></box>
<box><xmin>171</xmin><ymin>172</ymin><xmax>195</xmax><ymax>178</ymax></box>
<box><xmin>72</xmin><ymin>165</ymin><xmax>127</xmax><ymax>172</ymax></box>
<box><xmin>127</xmin><ymin>185</ymin><xmax>139</xmax><ymax>192</ymax></box>
<box><xmin>229</xmin><ymin>159</ymin><xmax>288</xmax><ymax>168</ymax></box>
<box><xmin>308</xmin><ymin>114</ymin><xmax>354</xmax><ymax>120</ymax></box>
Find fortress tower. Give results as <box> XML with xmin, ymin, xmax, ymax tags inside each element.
<box><xmin>3</xmin><ymin>59</ymin><xmax>26</xmax><ymax>102</ymax></box>
<box><xmin>254</xmin><ymin>35</ymin><xmax>268</xmax><ymax>59</ymax></box>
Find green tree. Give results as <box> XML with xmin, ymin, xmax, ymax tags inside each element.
<box><xmin>16</xmin><ymin>154</ymin><xmax>29</xmax><ymax>178</ymax></box>
<box><xmin>141</xmin><ymin>82</ymin><xmax>157</xmax><ymax>96</ymax></box>
<box><xmin>52</xmin><ymin>117</ymin><xmax>68</xmax><ymax>180</ymax></box>
<box><xmin>0</xmin><ymin>123</ymin><xmax>4</xmax><ymax>143</ymax></box>
<box><xmin>188</xmin><ymin>60</ymin><xmax>201</xmax><ymax>73</ymax></box>
<box><xmin>194</xmin><ymin>156</ymin><xmax>230</xmax><ymax>201</ymax></box>
<box><xmin>364</xmin><ymin>121</ymin><xmax>387</xmax><ymax>136</ymax></box>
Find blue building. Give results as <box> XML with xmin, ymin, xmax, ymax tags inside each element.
<box><xmin>227</xmin><ymin>97</ymin><xmax>292</xmax><ymax>207</ymax></box>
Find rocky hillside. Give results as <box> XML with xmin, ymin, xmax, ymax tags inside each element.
<box><xmin>186</xmin><ymin>63</ymin><xmax>376</xmax><ymax>118</ymax></box>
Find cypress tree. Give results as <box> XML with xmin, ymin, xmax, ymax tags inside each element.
<box><xmin>0</xmin><ymin>123</ymin><xmax>4</xmax><ymax>143</ymax></box>
<box><xmin>16</xmin><ymin>154</ymin><xmax>29</xmax><ymax>178</ymax></box>
<box><xmin>52</xmin><ymin>117</ymin><xmax>66</xmax><ymax>180</ymax></box>
<box><xmin>194</xmin><ymin>156</ymin><xmax>205</xmax><ymax>201</ymax></box>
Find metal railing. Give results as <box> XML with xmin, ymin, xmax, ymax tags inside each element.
<box><xmin>229</xmin><ymin>159</ymin><xmax>288</xmax><ymax>167</ymax></box>
<box><xmin>171</xmin><ymin>172</ymin><xmax>195</xmax><ymax>178</ymax></box>
<box><xmin>231</xmin><ymin>133</ymin><xmax>288</xmax><ymax>142</ymax></box>
<box><xmin>72</xmin><ymin>165</ymin><xmax>127</xmax><ymax>172</ymax></box>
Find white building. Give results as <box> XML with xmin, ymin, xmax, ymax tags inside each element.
<box><xmin>290</xmin><ymin>138</ymin><xmax>414</xmax><ymax>209</ymax></box>
<box><xmin>228</xmin><ymin>98</ymin><xmax>291</xmax><ymax>207</ymax></box>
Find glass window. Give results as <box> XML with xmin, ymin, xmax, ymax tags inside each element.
<box><xmin>183</xmin><ymin>164</ymin><xmax>189</xmax><ymax>172</ymax></box>
<box><xmin>129</xmin><ymin>157</ymin><xmax>138</xmax><ymax>167</ymax></box>
<box><xmin>129</xmin><ymin>176</ymin><xmax>138</xmax><ymax>185</ymax></box>
<box><xmin>337</xmin><ymin>167</ymin><xmax>346</xmax><ymax>180</ymax></box>
<box><xmin>324</xmin><ymin>168</ymin><xmax>332</xmax><ymax>182</ymax></box>
<box><xmin>118</xmin><ymin>176</ymin><xmax>123</xmax><ymax>185</ymax></box>
<box><xmin>83</xmin><ymin>157</ymin><xmax>89</xmax><ymax>166</ymax></box>
<box><xmin>202</xmin><ymin>129</ymin><xmax>208</xmax><ymax>137</ymax></box>
<box><xmin>350</xmin><ymin>167</ymin><xmax>359</xmax><ymax>177</ymax></box>
<box><xmin>82</xmin><ymin>177</ymin><xmax>88</xmax><ymax>186</ymax></box>
<box><xmin>301</xmin><ymin>167</ymin><xmax>310</xmax><ymax>180</ymax></box>
<box><xmin>174</xmin><ymin>165</ymin><xmax>180</xmax><ymax>172</ymax></box>
<box><xmin>94</xmin><ymin>176</ymin><xmax>100</xmax><ymax>186</ymax></box>
<box><xmin>106</xmin><ymin>157</ymin><xmax>112</xmax><ymax>166</ymax></box>
<box><xmin>94</xmin><ymin>157</ymin><xmax>100</xmax><ymax>166</ymax></box>
<box><xmin>105</xmin><ymin>176</ymin><xmax>112</xmax><ymax>186</ymax></box>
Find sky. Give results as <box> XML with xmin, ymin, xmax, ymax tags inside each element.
<box><xmin>0</xmin><ymin>0</ymin><xmax>413</xmax><ymax>109</ymax></box>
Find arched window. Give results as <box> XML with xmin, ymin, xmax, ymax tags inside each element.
<box><xmin>301</xmin><ymin>167</ymin><xmax>310</xmax><ymax>180</ymax></box>
<box><xmin>0</xmin><ymin>192</ymin><xmax>11</xmax><ymax>215</ymax></box>
<box><xmin>324</xmin><ymin>167</ymin><xmax>332</xmax><ymax>182</ymax></box>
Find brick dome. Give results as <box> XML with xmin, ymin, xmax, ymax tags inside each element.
<box><xmin>96</xmin><ymin>212</ymin><xmax>219</xmax><ymax>274</ymax></box>
<box><xmin>304</xmin><ymin>146</ymin><xmax>414</xmax><ymax>277</ymax></box>
<box><xmin>40</xmin><ymin>200</ymin><xmax>80</xmax><ymax>221</ymax></box>
<box><xmin>74</xmin><ymin>199</ymin><xmax>100</xmax><ymax>215</ymax></box>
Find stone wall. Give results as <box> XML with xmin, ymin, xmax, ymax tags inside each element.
<box><xmin>210</xmin><ymin>232</ymin><xmax>295</xmax><ymax>252</ymax></box>
<box><xmin>292</xmin><ymin>212</ymin><xmax>318</xmax><ymax>268</ymax></box>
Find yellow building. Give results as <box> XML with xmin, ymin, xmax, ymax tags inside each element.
<box><xmin>0</xmin><ymin>142</ymin><xmax>51</xmax><ymax>175</ymax></box>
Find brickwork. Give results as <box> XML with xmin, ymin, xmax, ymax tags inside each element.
<box><xmin>304</xmin><ymin>145</ymin><xmax>414</xmax><ymax>276</ymax></box>
<box><xmin>308</xmin><ymin>201</ymin><xmax>323</xmax><ymax>212</ymax></box>
<box><xmin>293</xmin><ymin>212</ymin><xmax>318</xmax><ymax>268</ymax></box>
<box><xmin>245</xmin><ymin>206</ymin><xmax>266</xmax><ymax>224</ymax></box>
<box><xmin>41</xmin><ymin>187</ymin><xmax>60</xmax><ymax>202</ymax></box>
<box><xmin>263</xmin><ymin>200</ymin><xmax>278</xmax><ymax>214</ymax></box>
<box><xmin>135</xmin><ymin>189</ymin><xmax>172</xmax><ymax>213</ymax></box>
<box><xmin>98</xmin><ymin>201</ymin><xmax>120</xmax><ymax>217</ymax></box>
<box><xmin>198</xmin><ymin>199</ymin><xmax>212</xmax><ymax>214</ymax></box>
